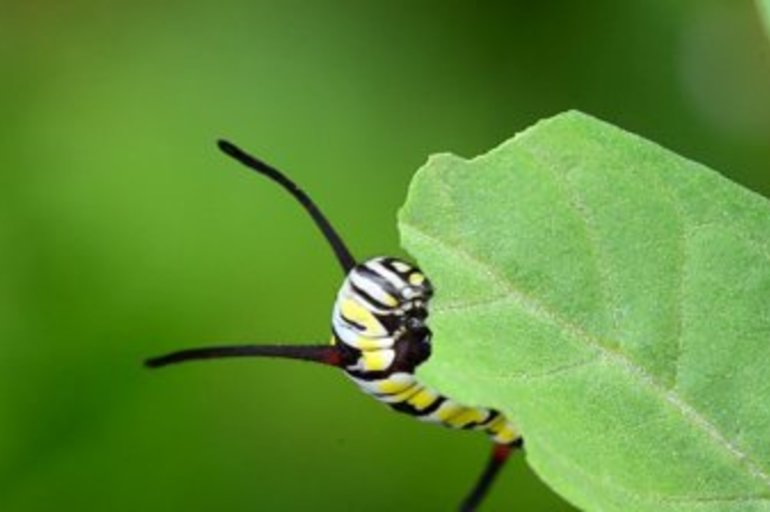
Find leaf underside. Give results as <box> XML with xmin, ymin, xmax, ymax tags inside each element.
<box><xmin>399</xmin><ymin>111</ymin><xmax>770</xmax><ymax>511</ymax></box>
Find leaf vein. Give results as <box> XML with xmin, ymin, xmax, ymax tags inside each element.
<box><xmin>521</xmin><ymin>145</ymin><xmax>618</xmax><ymax>340</ymax></box>
<box><xmin>532</xmin><ymin>434</ymin><xmax>770</xmax><ymax>508</ymax></box>
<box><xmin>636</xmin><ymin>167</ymin><xmax>688</xmax><ymax>389</ymax></box>
<box><xmin>477</xmin><ymin>356</ymin><xmax>600</xmax><ymax>383</ymax></box>
<box><xmin>403</xmin><ymin>221</ymin><xmax>770</xmax><ymax>490</ymax></box>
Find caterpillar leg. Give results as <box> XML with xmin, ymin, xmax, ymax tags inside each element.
<box><xmin>459</xmin><ymin>439</ymin><xmax>523</xmax><ymax>512</ymax></box>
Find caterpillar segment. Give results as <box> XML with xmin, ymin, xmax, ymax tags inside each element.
<box><xmin>334</xmin><ymin>257</ymin><xmax>520</xmax><ymax>447</ymax></box>
<box><xmin>145</xmin><ymin>140</ymin><xmax>523</xmax><ymax>511</ymax></box>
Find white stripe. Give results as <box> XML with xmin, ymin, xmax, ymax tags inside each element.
<box><xmin>346</xmin><ymin>372</ymin><xmax>416</xmax><ymax>395</ymax></box>
<box><xmin>349</xmin><ymin>271</ymin><xmax>398</xmax><ymax>308</ymax></box>
<box><xmin>339</xmin><ymin>281</ymin><xmax>392</xmax><ymax>314</ymax></box>
<box><xmin>366</xmin><ymin>259</ymin><xmax>407</xmax><ymax>291</ymax></box>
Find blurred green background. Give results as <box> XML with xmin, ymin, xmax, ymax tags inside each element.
<box><xmin>1</xmin><ymin>1</ymin><xmax>769</xmax><ymax>511</ymax></box>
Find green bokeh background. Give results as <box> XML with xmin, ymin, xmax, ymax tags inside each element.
<box><xmin>2</xmin><ymin>1</ymin><xmax>769</xmax><ymax>511</ymax></box>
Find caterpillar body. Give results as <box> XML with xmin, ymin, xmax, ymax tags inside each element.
<box><xmin>146</xmin><ymin>140</ymin><xmax>523</xmax><ymax>511</ymax></box>
<box><xmin>336</xmin><ymin>257</ymin><xmax>519</xmax><ymax>446</ymax></box>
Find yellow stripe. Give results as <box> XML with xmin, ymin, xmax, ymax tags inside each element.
<box><xmin>433</xmin><ymin>401</ymin><xmax>464</xmax><ymax>422</ymax></box>
<box><xmin>340</xmin><ymin>298</ymin><xmax>384</xmax><ymax>335</ymax></box>
<box><xmin>376</xmin><ymin>375</ymin><xmax>416</xmax><ymax>395</ymax></box>
<box><xmin>388</xmin><ymin>383</ymin><xmax>423</xmax><ymax>403</ymax></box>
<box><xmin>380</xmin><ymin>292</ymin><xmax>398</xmax><ymax>307</ymax></box>
<box><xmin>485</xmin><ymin>416</ymin><xmax>519</xmax><ymax>444</ymax></box>
<box><xmin>357</xmin><ymin>338</ymin><xmax>386</xmax><ymax>350</ymax></box>
<box><xmin>445</xmin><ymin>407</ymin><xmax>488</xmax><ymax>428</ymax></box>
<box><xmin>406</xmin><ymin>388</ymin><xmax>440</xmax><ymax>411</ymax></box>
<box><xmin>360</xmin><ymin>350</ymin><xmax>394</xmax><ymax>371</ymax></box>
<box><xmin>408</xmin><ymin>272</ymin><xmax>426</xmax><ymax>286</ymax></box>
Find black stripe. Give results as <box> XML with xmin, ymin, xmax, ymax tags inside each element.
<box><xmin>339</xmin><ymin>313</ymin><xmax>365</xmax><ymax>331</ymax></box>
<box><xmin>461</xmin><ymin>409</ymin><xmax>500</xmax><ymax>430</ymax></box>
<box><xmin>477</xmin><ymin>409</ymin><xmax>500</xmax><ymax>427</ymax></box>
<box><xmin>414</xmin><ymin>395</ymin><xmax>445</xmax><ymax>416</ymax></box>
<box><xmin>379</xmin><ymin>257</ymin><xmax>409</xmax><ymax>276</ymax></box>
<box><xmin>373</xmin><ymin>312</ymin><xmax>401</xmax><ymax>336</ymax></box>
<box><xmin>386</xmin><ymin>257</ymin><xmax>424</xmax><ymax>278</ymax></box>
<box><xmin>345</xmin><ymin>368</ymin><xmax>395</xmax><ymax>381</ymax></box>
<box><xmin>389</xmin><ymin>400</ymin><xmax>422</xmax><ymax>416</ymax></box>
<box><xmin>382</xmin><ymin>383</ymin><xmax>422</xmax><ymax>413</ymax></box>
<box><xmin>349</xmin><ymin>282</ymin><xmax>394</xmax><ymax>311</ymax></box>
<box><xmin>355</xmin><ymin>264</ymin><xmax>402</xmax><ymax>300</ymax></box>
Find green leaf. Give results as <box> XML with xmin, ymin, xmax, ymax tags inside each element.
<box><xmin>759</xmin><ymin>0</ymin><xmax>770</xmax><ymax>42</ymax></box>
<box><xmin>399</xmin><ymin>111</ymin><xmax>770</xmax><ymax>511</ymax></box>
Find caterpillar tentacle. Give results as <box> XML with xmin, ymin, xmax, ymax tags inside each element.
<box><xmin>145</xmin><ymin>141</ymin><xmax>522</xmax><ymax>511</ymax></box>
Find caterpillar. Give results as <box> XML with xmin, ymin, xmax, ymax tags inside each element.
<box><xmin>145</xmin><ymin>140</ymin><xmax>523</xmax><ymax>511</ymax></box>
